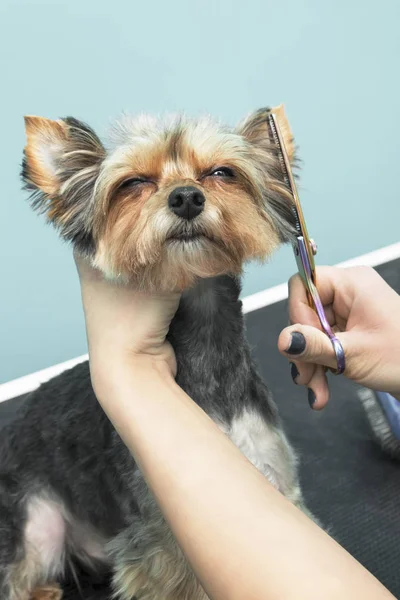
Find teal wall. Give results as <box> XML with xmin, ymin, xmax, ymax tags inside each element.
<box><xmin>1</xmin><ymin>0</ymin><xmax>399</xmax><ymax>383</ymax></box>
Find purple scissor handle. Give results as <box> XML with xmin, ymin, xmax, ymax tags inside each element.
<box><xmin>295</xmin><ymin>237</ymin><xmax>346</xmax><ymax>375</ymax></box>
<box><xmin>266</xmin><ymin>109</ymin><xmax>346</xmax><ymax>375</ymax></box>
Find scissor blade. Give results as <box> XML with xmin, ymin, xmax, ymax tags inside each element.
<box><xmin>266</xmin><ymin>113</ymin><xmax>302</xmax><ymax>235</ymax></box>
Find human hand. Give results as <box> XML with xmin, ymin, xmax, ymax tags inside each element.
<box><xmin>74</xmin><ymin>253</ymin><xmax>181</xmax><ymax>395</ymax></box>
<box><xmin>278</xmin><ymin>266</ymin><xmax>400</xmax><ymax>409</ymax></box>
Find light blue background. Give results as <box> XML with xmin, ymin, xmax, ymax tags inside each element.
<box><xmin>1</xmin><ymin>0</ymin><xmax>399</xmax><ymax>383</ymax></box>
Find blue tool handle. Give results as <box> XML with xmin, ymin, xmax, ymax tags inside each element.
<box><xmin>375</xmin><ymin>391</ymin><xmax>400</xmax><ymax>440</ymax></box>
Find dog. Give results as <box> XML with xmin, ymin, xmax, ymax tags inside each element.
<box><xmin>0</xmin><ymin>108</ymin><xmax>312</xmax><ymax>600</ymax></box>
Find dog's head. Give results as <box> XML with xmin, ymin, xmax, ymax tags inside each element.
<box><xmin>22</xmin><ymin>109</ymin><xmax>296</xmax><ymax>291</ymax></box>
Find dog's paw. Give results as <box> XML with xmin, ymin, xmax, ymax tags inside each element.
<box><xmin>31</xmin><ymin>584</ymin><xmax>63</xmax><ymax>600</ymax></box>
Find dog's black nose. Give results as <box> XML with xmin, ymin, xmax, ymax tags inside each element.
<box><xmin>168</xmin><ymin>186</ymin><xmax>205</xmax><ymax>220</ymax></box>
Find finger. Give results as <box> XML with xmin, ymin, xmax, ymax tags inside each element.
<box><xmin>292</xmin><ymin>302</ymin><xmax>342</xmax><ymax>332</ymax></box>
<box><xmin>307</xmin><ymin>365</ymin><xmax>330</xmax><ymax>410</ymax></box>
<box><xmin>288</xmin><ymin>360</ymin><xmax>330</xmax><ymax>409</ymax></box>
<box><xmin>278</xmin><ymin>325</ymin><xmax>343</xmax><ymax>370</ymax></box>
<box><xmin>289</xmin><ymin>360</ymin><xmax>316</xmax><ymax>387</ymax></box>
<box><xmin>324</xmin><ymin>304</ymin><xmax>336</xmax><ymax>328</ymax></box>
<box><xmin>73</xmin><ymin>249</ymin><xmax>86</xmax><ymax>277</ymax></box>
<box><xmin>288</xmin><ymin>267</ymin><xmax>352</xmax><ymax>327</ymax></box>
<box><xmin>73</xmin><ymin>251</ymin><xmax>103</xmax><ymax>284</ymax></box>
<box><xmin>288</xmin><ymin>275</ymin><xmax>321</xmax><ymax>329</ymax></box>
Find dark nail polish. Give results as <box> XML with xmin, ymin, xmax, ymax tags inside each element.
<box><xmin>308</xmin><ymin>388</ymin><xmax>316</xmax><ymax>408</ymax></box>
<box><xmin>286</xmin><ymin>332</ymin><xmax>306</xmax><ymax>355</ymax></box>
<box><xmin>290</xmin><ymin>362</ymin><xmax>299</xmax><ymax>383</ymax></box>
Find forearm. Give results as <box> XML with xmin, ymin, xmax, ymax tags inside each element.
<box><xmin>93</xmin><ymin>359</ymin><xmax>394</xmax><ymax>600</ymax></box>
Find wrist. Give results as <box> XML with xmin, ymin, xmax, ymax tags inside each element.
<box><xmin>89</xmin><ymin>350</ymin><xmax>175</xmax><ymax>401</ymax></box>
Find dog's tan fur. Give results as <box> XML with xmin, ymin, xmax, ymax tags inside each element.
<box><xmin>23</xmin><ymin>108</ymin><xmax>296</xmax><ymax>291</ymax></box>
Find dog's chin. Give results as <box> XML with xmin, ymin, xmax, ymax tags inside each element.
<box><xmin>93</xmin><ymin>232</ymin><xmax>244</xmax><ymax>292</ymax></box>
<box><xmin>156</xmin><ymin>235</ymin><xmax>240</xmax><ymax>292</ymax></box>
<box><xmin>122</xmin><ymin>236</ymin><xmax>240</xmax><ymax>292</ymax></box>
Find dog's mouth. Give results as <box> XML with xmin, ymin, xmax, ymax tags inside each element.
<box><xmin>166</xmin><ymin>228</ymin><xmax>216</xmax><ymax>245</ymax></box>
<box><xmin>168</xmin><ymin>233</ymin><xmax>207</xmax><ymax>243</ymax></box>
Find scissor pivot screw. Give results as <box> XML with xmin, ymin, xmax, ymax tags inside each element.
<box><xmin>310</xmin><ymin>239</ymin><xmax>317</xmax><ymax>256</ymax></box>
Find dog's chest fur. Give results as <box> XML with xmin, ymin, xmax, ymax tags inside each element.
<box><xmin>170</xmin><ymin>275</ymin><xmax>276</xmax><ymax>423</ymax></box>
<box><xmin>169</xmin><ymin>276</ymin><xmax>298</xmax><ymax>494</ymax></box>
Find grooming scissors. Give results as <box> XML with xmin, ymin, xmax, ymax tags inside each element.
<box><xmin>266</xmin><ymin>109</ymin><xmax>345</xmax><ymax>375</ymax></box>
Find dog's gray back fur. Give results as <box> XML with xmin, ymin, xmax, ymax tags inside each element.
<box><xmin>0</xmin><ymin>275</ymin><xmax>304</xmax><ymax>600</ymax></box>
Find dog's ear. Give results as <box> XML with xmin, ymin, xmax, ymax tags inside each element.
<box><xmin>236</xmin><ymin>105</ymin><xmax>295</xmax><ymax>162</ymax></box>
<box><xmin>237</xmin><ymin>106</ymin><xmax>298</xmax><ymax>242</ymax></box>
<box><xmin>22</xmin><ymin>116</ymin><xmax>105</xmax><ymax>251</ymax></box>
<box><xmin>23</xmin><ymin>116</ymin><xmax>67</xmax><ymax>195</ymax></box>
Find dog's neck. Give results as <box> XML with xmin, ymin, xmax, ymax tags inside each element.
<box><xmin>169</xmin><ymin>275</ymin><xmax>243</xmax><ymax>346</ymax></box>
<box><xmin>180</xmin><ymin>274</ymin><xmax>242</xmax><ymax>318</ymax></box>
<box><xmin>167</xmin><ymin>275</ymin><xmax>257</xmax><ymax>421</ymax></box>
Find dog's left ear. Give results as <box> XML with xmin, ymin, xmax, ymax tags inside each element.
<box><xmin>236</xmin><ymin>105</ymin><xmax>295</xmax><ymax>162</ymax></box>
<box><xmin>237</xmin><ymin>105</ymin><xmax>298</xmax><ymax>242</ymax></box>
<box><xmin>22</xmin><ymin>116</ymin><xmax>105</xmax><ymax>251</ymax></box>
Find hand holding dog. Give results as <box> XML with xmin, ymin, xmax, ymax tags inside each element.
<box><xmin>74</xmin><ymin>253</ymin><xmax>180</xmax><ymax>395</ymax></box>
<box><xmin>278</xmin><ymin>266</ymin><xmax>400</xmax><ymax>408</ymax></box>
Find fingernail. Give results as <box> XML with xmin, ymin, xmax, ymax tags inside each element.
<box><xmin>285</xmin><ymin>332</ymin><xmax>306</xmax><ymax>355</ymax></box>
<box><xmin>290</xmin><ymin>362</ymin><xmax>299</xmax><ymax>383</ymax></box>
<box><xmin>308</xmin><ymin>388</ymin><xmax>316</xmax><ymax>408</ymax></box>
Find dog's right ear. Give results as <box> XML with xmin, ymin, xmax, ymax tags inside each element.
<box><xmin>22</xmin><ymin>116</ymin><xmax>105</xmax><ymax>249</ymax></box>
<box><xmin>23</xmin><ymin>116</ymin><xmax>70</xmax><ymax>196</ymax></box>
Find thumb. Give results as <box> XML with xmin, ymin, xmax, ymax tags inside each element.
<box><xmin>278</xmin><ymin>325</ymin><xmax>343</xmax><ymax>370</ymax></box>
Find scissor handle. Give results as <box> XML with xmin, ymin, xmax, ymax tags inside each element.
<box><xmin>307</xmin><ymin>278</ymin><xmax>346</xmax><ymax>375</ymax></box>
<box><xmin>295</xmin><ymin>237</ymin><xmax>346</xmax><ymax>375</ymax></box>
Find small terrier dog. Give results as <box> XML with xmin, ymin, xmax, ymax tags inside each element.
<box><xmin>0</xmin><ymin>108</ymin><xmax>312</xmax><ymax>600</ymax></box>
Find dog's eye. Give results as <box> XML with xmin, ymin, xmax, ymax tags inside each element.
<box><xmin>118</xmin><ymin>177</ymin><xmax>149</xmax><ymax>190</ymax></box>
<box><xmin>210</xmin><ymin>167</ymin><xmax>235</xmax><ymax>178</ymax></box>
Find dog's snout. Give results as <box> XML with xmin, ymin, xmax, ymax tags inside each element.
<box><xmin>168</xmin><ymin>186</ymin><xmax>205</xmax><ymax>221</ymax></box>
